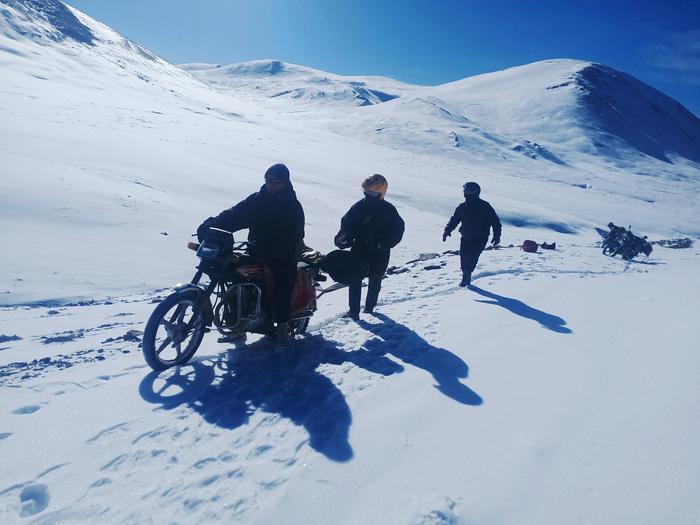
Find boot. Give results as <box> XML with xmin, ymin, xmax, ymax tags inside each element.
<box><xmin>217</xmin><ymin>331</ymin><xmax>247</xmax><ymax>344</ymax></box>
<box><xmin>342</xmin><ymin>311</ymin><xmax>360</xmax><ymax>321</ymax></box>
<box><xmin>276</xmin><ymin>321</ymin><xmax>291</xmax><ymax>345</ymax></box>
<box><xmin>459</xmin><ymin>272</ymin><xmax>471</xmax><ymax>287</ymax></box>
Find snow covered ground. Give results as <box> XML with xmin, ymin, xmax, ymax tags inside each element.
<box><xmin>2</xmin><ymin>1</ymin><xmax>700</xmax><ymax>523</ymax></box>
<box><xmin>2</xmin><ymin>245</ymin><xmax>700</xmax><ymax>524</ymax></box>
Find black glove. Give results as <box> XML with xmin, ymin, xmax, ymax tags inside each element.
<box><xmin>492</xmin><ymin>236</ymin><xmax>500</xmax><ymax>245</ymax></box>
<box><xmin>334</xmin><ymin>231</ymin><xmax>352</xmax><ymax>250</ymax></box>
<box><xmin>442</xmin><ymin>231</ymin><xmax>451</xmax><ymax>242</ymax></box>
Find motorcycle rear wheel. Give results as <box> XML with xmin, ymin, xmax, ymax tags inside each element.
<box><xmin>143</xmin><ymin>290</ymin><xmax>207</xmax><ymax>371</ymax></box>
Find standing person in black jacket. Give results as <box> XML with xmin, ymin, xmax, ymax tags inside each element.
<box><xmin>334</xmin><ymin>174</ymin><xmax>405</xmax><ymax>321</ymax></box>
<box><xmin>443</xmin><ymin>182</ymin><xmax>501</xmax><ymax>287</ymax></box>
<box><xmin>197</xmin><ymin>163</ymin><xmax>305</xmax><ymax>344</ymax></box>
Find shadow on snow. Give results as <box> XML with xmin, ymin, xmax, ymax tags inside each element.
<box><xmin>358</xmin><ymin>313</ymin><xmax>483</xmax><ymax>406</ymax></box>
<box><xmin>139</xmin><ymin>317</ymin><xmax>483</xmax><ymax>462</ymax></box>
<box><xmin>468</xmin><ymin>285</ymin><xmax>573</xmax><ymax>334</ymax></box>
<box><xmin>139</xmin><ymin>333</ymin><xmax>403</xmax><ymax>462</ymax></box>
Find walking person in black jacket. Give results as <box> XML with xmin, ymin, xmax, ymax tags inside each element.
<box><xmin>197</xmin><ymin>163</ymin><xmax>305</xmax><ymax>344</ymax></box>
<box><xmin>334</xmin><ymin>174</ymin><xmax>405</xmax><ymax>321</ymax></box>
<box><xmin>443</xmin><ymin>182</ymin><xmax>501</xmax><ymax>287</ymax></box>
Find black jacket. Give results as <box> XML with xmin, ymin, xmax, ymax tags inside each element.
<box><xmin>197</xmin><ymin>184</ymin><xmax>305</xmax><ymax>259</ymax></box>
<box><xmin>444</xmin><ymin>197</ymin><xmax>501</xmax><ymax>241</ymax></box>
<box><xmin>335</xmin><ymin>197</ymin><xmax>405</xmax><ymax>257</ymax></box>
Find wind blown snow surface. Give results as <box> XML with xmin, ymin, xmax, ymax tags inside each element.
<box><xmin>1</xmin><ymin>1</ymin><xmax>700</xmax><ymax>524</ymax></box>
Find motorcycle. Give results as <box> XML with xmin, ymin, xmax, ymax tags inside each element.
<box><xmin>142</xmin><ymin>227</ymin><xmax>328</xmax><ymax>371</ymax></box>
<box><xmin>601</xmin><ymin>222</ymin><xmax>627</xmax><ymax>256</ymax></box>
<box><xmin>601</xmin><ymin>223</ymin><xmax>653</xmax><ymax>260</ymax></box>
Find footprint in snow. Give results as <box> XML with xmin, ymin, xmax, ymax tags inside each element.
<box><xmin>100</xmin><ymin>454</ymin><xmax>129</xmax><ymax>472</ymax></box>
<box><xmin>86</xmin><ymin>421</ymin><xmax>134</xmax><ymax>444</ymax></box>
<box><xmin>13</xmin><ymin>405</ymin><xmax>41</xmax><ymax>415</ymax></box>
<box><xmin>412</xmin><ymin>496</ymin><xmax>459</xmax><ymax>525</ymax></box>
<box><xmin>40</xmin><ymin>329</ymin><xmax>86</xmax><ymax>344</ymax></box>
<box><xmin>19</xmin><ymin>484</ymin><xmax>50</xmax><ymax>517</ymax></box>
<box><xmin>89</xmin><ymin>478</ymin><xmax>113</xmax><ymax>489</ymax></box>
<box><xmin>0</xmin><ymin>432</ymin><xmax>12</xmax><ymax>440</ymax></box>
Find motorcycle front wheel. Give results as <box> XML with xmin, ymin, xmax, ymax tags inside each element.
<box><xmin>602</xmin><ymin>242</ymin><xmax>617</xmax><ymax>256</ymax></box>
<box><xmin>143</xmin><ymin>290</ymin><xmax>208</xmax><ymax>370</ymax></box>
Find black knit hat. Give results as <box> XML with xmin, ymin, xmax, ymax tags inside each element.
<box><xmin>264</xmin><ymin>163</ymin><xmax>290</xmax><ymax>183</ymax></box>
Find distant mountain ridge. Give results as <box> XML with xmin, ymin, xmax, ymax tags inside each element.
<box><xmin>3</xmin><ymin>0</ymin><xmax>696</xmax><ymax>166</ymax></box>
<box><xmin>180</xmin><ymin>60</ymin><xmax>413</xmax><ymax>107</ymax></box>
<box><xmin>183</xmin><ymin>58</ymin><xmax>700</xmax><ymax>167</ymax></box>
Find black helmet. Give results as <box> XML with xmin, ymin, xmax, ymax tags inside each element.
<box><xmin>264</xmin><ymin>163</ymin><xmax>290</xmax><ymax>183</ymax></box>
<box><xmin>463</xmin><ymin>181</ymin><xmax>481</xmax><ymax>197</ymax></box>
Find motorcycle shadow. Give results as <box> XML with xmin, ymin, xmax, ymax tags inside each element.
<box><xmin>622</xmin><ymin>259</ymin><xmax>664</xmax><ymax>266</ymax></box>
<box><xmin>139</xmin><ymin>334</ymin><xmax>404</xmax><ymax>462</ymax></box>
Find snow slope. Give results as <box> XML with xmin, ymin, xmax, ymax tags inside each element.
<box><xmin>2</xmin><ymin>2</ymin><xmax>700</xmax><ymax>524</ymax></box>
<box><xmin>187</xmin><ymin>59</ymin><xmax>700</xmax><ymax>240</ymax></box>
<box><xmin>0</xmin><ymin>0</ymin><xmax>436</xmax><ymax>304</ymax></box>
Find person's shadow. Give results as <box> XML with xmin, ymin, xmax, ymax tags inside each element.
<box><xmin>358</xmin><ymin>313</ymin><xmax>483</xmax><ymax>406</ymax></box>
<box><xmin>468</xmin><ymin>285</ymin><xmax>572</xmax><ymax>334</ymax></box>
<box><xmin>139</xmin><ymin>334</ymin><xmax>404</xmax><ymax>462</ymax></box>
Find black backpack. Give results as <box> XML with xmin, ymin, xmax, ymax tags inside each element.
<box><xmin>320</xmin><ymin>250</ymin><xmax>369</xmax><ymax>284</ymax></box>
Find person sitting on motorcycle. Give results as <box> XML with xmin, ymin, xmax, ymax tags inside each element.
<box><xmin>197</xmin><ymin>163</ymin><xmax>305</xmax><ymax>344</ymax></box>
<box><xmin>334</xmin><ymin>174</ymin><xmax>405</xmax><ymax>321</ymax></box>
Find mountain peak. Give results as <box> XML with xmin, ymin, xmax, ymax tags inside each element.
<box><xmin>1</xmin><ymin>0</ymin><xmax>95</xmax><ymax>45</ymax></box>
<box><xmin>219</xmin><ymin>59</ymin><xmax>327</xmax><ymax>77</ymax></box>
<box><xmin>574</xmin><ymin>62</ymin><xmax>700</xmax><ymax>163</ymax></box>
<box><xmin>180</xmin><ymin>59</ymin><xmax>408</xmax><ymax>107</ymax></box>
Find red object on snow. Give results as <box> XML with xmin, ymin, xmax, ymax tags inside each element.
<box><xmin>521</xmin><ymin>240</ymin><xmax>538</xmax><ymax>253</ymax></box>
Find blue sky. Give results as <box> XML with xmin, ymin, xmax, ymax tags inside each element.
<box><xmin>68</xmin><ymin>0</ymin><xmax>700</xmax><ymax>116</ymax></box>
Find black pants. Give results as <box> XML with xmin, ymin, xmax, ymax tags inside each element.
<box><xmin>265</xmin><ymin>256</ymin><xmax>297</xmax><ymax>323</ymax></box>
<box><xmin>460</xmin><ymin>237</ymin><xmax>488</xmax><ymax>274</ymax></box>
<box><xmin>348</xmin><ymin>250</ymin><xmax>390</xmax><ymax>315</ymax></box>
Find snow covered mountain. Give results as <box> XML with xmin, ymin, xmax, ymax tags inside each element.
<box><xmin>0</xmin><ymin>0</ymin><xmax>386</xmax><ymax>303</ymax></box>
<box><xmin>1</xmin><ymin>4</ymin><xmax>700</xmax><ymax>524</ymax></box>
<box><xmin>185</xmin><ymin>58</ymin><xmax>700</xmax><ymax>242</ymax></box>
<box><xmin>1</xmin><ymin>0</ymin><xmax>699</xmax><ymax>304</ymax></box>
<box><xmin>424</xmin><ymin>59</ymin><xmax>700</xmax><ymax>166</ymax></box>
<box><xmin>180</xmin><ymin>60</ymin><xmax>414</xmax><ymax>107</ymax></box>
<box><xmin>185</xmin><ymin>58</ymin><xmax>700</xmax><ymax>168</ymax></box>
